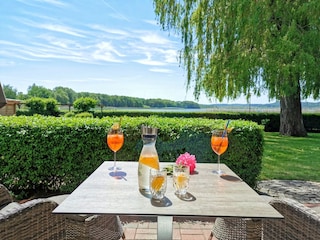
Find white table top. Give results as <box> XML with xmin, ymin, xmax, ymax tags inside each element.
<box><xmin>53</xmin><ymin>161</ymin><xmax>282</xmax><ymax>219</ymax></box>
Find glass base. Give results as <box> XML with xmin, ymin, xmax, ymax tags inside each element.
<box><xmin>212</xmin><ymin>169</ymin><xmax>224</xmax><ymax>175</ymax></box>
<box><xmin>108</xmin><ymin>166</ymin><xmax>121</xmax><ymax>171</ymax></box>
<box><xmin>139</xmin><ymin>188</ymin><xmax>152</xmax><ymax>198</ymax></box>
<box><xmin>109</xmin><ymin>170</ymin><xmax>126</xmax><ymax>180</ymax></box>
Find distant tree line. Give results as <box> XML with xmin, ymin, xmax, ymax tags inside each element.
<box><xmin>3</xmin><ymin>83</ymin><xmax>200</xmax><ymax>109</ymax></box>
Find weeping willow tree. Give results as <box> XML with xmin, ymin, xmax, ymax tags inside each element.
<box><xmin>153</xmin><ymin>0</ymin><xmax>320</xmax><ymax>136</ymax></box>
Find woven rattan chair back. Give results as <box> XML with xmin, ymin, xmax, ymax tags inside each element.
<box><xmin>0</xmin><ymin>184</ymin><xmax>12</xmax><ymax>208</ymax></box>
<box><xmin>0</xmin><ymin>198</ymin><xmax>66</xmax><ymax>239</ymax></box>
<box><xmin>263</xmin><ymin>198</ymin><xmax>320</xmax><ymax>240</ymax></box>
<box><xmin>209</xmin><ymin>217</ymin><xmax>262</xmax><ymax>240</ymax></box>
<box><xmin>66</xmin><ymin>214</ymin><xmax>125</xmax><ymax>240</ymax></box>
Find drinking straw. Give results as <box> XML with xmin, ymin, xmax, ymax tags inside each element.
<box><xmin>222</xmin><ymin>119</ymin><xmax>230</xmax><ymax>138</ymax></box>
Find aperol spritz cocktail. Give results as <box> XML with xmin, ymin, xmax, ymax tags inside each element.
<box><xmin>211</xmin><ymin>129</ymin><xmax>228</xmax><ymax>174</ymax></box>
<box><xmin>107</xmin><ymin>123</ymin><xmax>124</xmax><ymax>171</ymax></box>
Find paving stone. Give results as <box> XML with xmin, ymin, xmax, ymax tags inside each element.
<box><xmin>256</xmin><ymin>180</ymin><xmax>320</xmax><ymax>204</ymax></box>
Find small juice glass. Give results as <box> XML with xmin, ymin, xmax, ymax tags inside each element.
<box><xmin>149</xmin><ymin>169</ymin><xmax>167</xmax><ymax>200</ymax></box>
<box><xmin>173</xmin><ymin>165</ymin><xmax>190</xmax><ymax>197</ymax></box>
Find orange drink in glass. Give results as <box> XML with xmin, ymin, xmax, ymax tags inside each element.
<box><xmin>149</xmin><ymin>169</ymin><xmax>167</xmax><ymax>200</ymax></box>
<box><xmin>107</xmin><ymin>134</ymin><xmax>124</xmax><ymax>153</ymax></box>
<box><xmin>173</xmin><ymin>165</ymin><xmax>190</xmax><ymax>197</ymax></box>
<box><xmin>107</xmin><ymin>123</ymin><xmax>124</xmax><ymax>171</ymax></box>
<box><xmin>211</xmin><ymin>129</ymin><xmax>228</xmax><ymax>174</ymax></box>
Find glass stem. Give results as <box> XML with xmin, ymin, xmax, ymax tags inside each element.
<box><xmin>113</xmin><ymin>151</ymin><xmax>117</xmax><ymax>170</ymax></box>
<box><xmin>218</xmin><ymin>154</ymin><xmax>221</xmax><ymax>173</ymax></box>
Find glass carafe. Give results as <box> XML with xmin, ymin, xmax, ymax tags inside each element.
<box><xmin>138</xmin><ymin>126</ymin><xmax>159</xmax><ymax>196</ymax></box>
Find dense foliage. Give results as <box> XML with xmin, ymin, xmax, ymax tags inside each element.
<box><xmin>25</xmin><ymin>97</ymin><xmax>59</xmax><ymax>116</ymax></box>
<box><xmin>3</xmin><ymin>83</ymin><xmax>200</xmax><ymax>109</ymax></box>
<box><xmin>93</xmin><ymin>110</ymin><xmax>320</xmax><ymax>133</ymax></box>
<box><xmin>73</xmin><ymin>97</ymin><xmax>98</xmax><ymax>112</ymax></box>
<box><xmin>153</xmin><ymin>0</ymin><xmax>320</xmax><ymax>136</ymax></box>
<box><xmin>0</xmin><ymin>115</ymin><xmax>263</xmax><ymax>198</ymax></box>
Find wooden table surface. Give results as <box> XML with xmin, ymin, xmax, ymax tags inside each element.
<box><xmin>54</xmin><ymin>161</ymin><xmax>282</xmax><ymax>219</ymax></box>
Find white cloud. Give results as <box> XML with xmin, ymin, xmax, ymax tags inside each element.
<box><xmin>134</xmin><ymin>52</ymin><xmax>166</xmax><ymax>66</ymax></box>
<box><xmin>38</xmin><ymin>34</ymin><xmax>82</xmax><ymax>49</ymax></box>
<box><xmin>149</xmin><ymin>68</ymin><xmax>173</xmax><ymax>73</ymax></box>
<box><xmin>0</xmin><ymin>59</ymin><xmax>16</xmax><ymax>67</ymax></box>
<box><xmin>139</xmin><ymin>32</ymin><xmax>172</xmax><ymax>45</ymax></box>
<box><xmin>39</xmin><ymin>0</ymin><xmax>67</xmax><ymax>7</ymax></box>
<box><xmin>163</xmin><ymin>49</ymin><xmax>179</xmax><ymax>63</ymax></box>
<box><xmin>17</xmin><ymin>0</ymin><xmax>68</xmax><ymax>8</ymax></box>
<box><xmin>0</xmin><ymin>40</ymin><xmax>21</xmax><ymax>47</ymax></box>
<box><xmin>89</xmin><ymin>25</ymin><xmax>129</xmax><ymax>37</ymax></box>
<box><xmin>144</xmin><ymin>20</ymin><xmax>158</xmax><ymax>26</ymax></box>
<box><xmin>101</xmin><ymin>0</ymin><xmax>130</xmax><ymax>22</ymax></box>
<box><xmin>87</xmin><ymin>77</ymin><xmax>114</xmax><ymax>82</ymax></box>
<box><xmin>16</xmin><ymin>17</ymin><xmax>86</xmax><ymax>38</ymax></box>
<box><xmin>92</xmin><ymin>41</ymin><xmax>125</xmax><ymax>63</ymax></box>
<box><xmin>38</xmin><ymin>23</ymin><xmax>86</xmax><ymax>38</ymax></box>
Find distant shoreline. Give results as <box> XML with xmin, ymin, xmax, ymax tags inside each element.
<box><xmin>101</xmin><ymin>102</ymin><xmax>319</xmax><ymax>113</ymax></box>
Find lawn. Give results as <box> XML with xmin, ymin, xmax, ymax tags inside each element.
<box><xmin>259</xmin><ymin>132</ymin><xmax>320</xmax><ymax>182</ymax></box>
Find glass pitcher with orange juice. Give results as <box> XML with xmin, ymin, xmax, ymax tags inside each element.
<box><xmin>138</xmin><ymin>126</ymin><xmax>159</xmax><ymax>195</ymax></box>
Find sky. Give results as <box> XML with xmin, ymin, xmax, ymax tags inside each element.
<box><xmin>0</xmin><ymin>0</ymin><xmax>273</xmax><ymax>104</ymax></box>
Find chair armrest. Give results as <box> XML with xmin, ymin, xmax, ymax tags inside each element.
<box><xmin>0</xmin><ymin>184</ymin><xmax>12</xmax><ymax>208</ymax></box>
<box><xmin>263</xmin><ymin>198</ymin><xmax>320</xmax><ymax>240</ymax></box>
<box><xmin>0</xmin><ymin>198</ymin><xmax>65</xmax><ymax>239</ymax></box>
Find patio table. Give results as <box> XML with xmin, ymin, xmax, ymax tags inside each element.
<box><xmin>53</xmin><ymin>161</ymin><xmax>283</xmax><ymax>239</ymax></box>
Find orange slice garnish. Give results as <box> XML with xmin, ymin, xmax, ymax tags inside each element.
<box><xmin>111</xmin><ymin>122</ymin><xmax>120</xmax><ymax>130</ymax></box>
<box><xmin>151</xmin><ymin>176</ymin><xmax>164</xmax><ymax>191</ymax></box>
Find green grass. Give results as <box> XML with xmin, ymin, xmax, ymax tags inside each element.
<box><xmin>259</xmin><ymin>132</ymin><xmax>320</xmax><ymax>182</ymax></box>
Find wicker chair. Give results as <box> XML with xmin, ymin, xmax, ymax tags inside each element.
<box><xmin>209</xmin><ymin>217</ymin><xmax>262</xmax><ymax>240</ymax></box>
<box><xmin>263</xmin><ymin>198</ymin><xmax>320</xmax><ymax>240</ymax></box>
<box><xmin>1</xmin><ymin>184</ymin><xmax>125</xmax><ymax>240</ymax></box>
<box><xmin>49</xmin><ymin>195</ymin><xmax>126</xmax><ymax>240</ymax></box>
<box><xmin>65</xmin><ymin>214</ymin><xmax>125</xmax><ymax>240</ymax></box>
<box><xmin>0</xmin><ymin>184</ymin><xmax>66</xmax><ymax>239</ymax></box>
<box><xmin>0</xmin><ymin>184</ymin><xmax>12</xmax><ymax>208</ymax></box>
<box><xmin>209</xmin><ymin>198</ymin><xmax>320</xmax><ymax>240</ymax></box>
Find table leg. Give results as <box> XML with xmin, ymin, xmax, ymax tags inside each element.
<box><xmin>157</xmin><ymin>216</ymin><xmax>173</xmax><ymax>240</ymax></box>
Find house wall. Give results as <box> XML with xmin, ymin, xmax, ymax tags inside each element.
<box><xmin>0</xmin><ymin>100</ymin><xmax>20</xmax><ymax>116</ymax></box>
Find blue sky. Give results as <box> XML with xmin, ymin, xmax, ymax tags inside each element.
<box><xmin>0</xmin><ymin>0</ymin><xmax>271</xmax><ymax>104</ymax></box>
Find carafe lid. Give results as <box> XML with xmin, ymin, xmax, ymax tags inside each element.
<box><xmin>141</xmin><ymin>125</ymin><xmax>157</xmax><ymax>135</ymax></box>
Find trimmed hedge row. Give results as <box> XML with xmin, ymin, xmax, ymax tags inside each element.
<box><xmin>93</xmin><ymin>110</ymin><xmax>320</xmax><ymax>133</ymax></box>
<box><xmin>0</xmin><ymin>115</ymin><xmax>263</xmax><ymax>198</ymax></box>
<box><xmin>17</xmin><ymin>109</ymin><xmax>320</xmax><ymax>132</ymax></box>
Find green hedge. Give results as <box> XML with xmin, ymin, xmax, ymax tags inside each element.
<box><xmin>0</xmin><ymin>115</ymin><xmax>263</xmax><ymax>198</ymax></box>
<box><xmin>17</xmin><ymin>109</ymin><xmax>320</xmax><ymax>132</ymax></box>
<box><xmin>93</xmin><ymin>110</ymin><xmax>320</xmax><ymax>133</ymax></box>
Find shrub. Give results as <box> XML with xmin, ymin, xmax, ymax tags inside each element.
<box><xmin>64</xmin><ymin>111</ymin><xmax>75</xmax><ymax>118</ymax></box>
<box><xmin>24</xmin><ymin>97</ymin><xmax>60</xmax><ymax>116</ymax></box>
<box><xmin>73</xmin><ymin>97</ymin><xmax>98</xmax><ymax>112</ymax></box>
<box><xmin>25</xmin><ymin>97</ymin><xmax>46</xmax><ymax>115</ymax></box>
<box><xmin>44</xmin><ymin>98</ymin><xmax>59</xmax><ymax>116</ymax></box>
<box><xmin>75</xmin><ymin>112</ymin><xmax>94</xmax><ymax>118</ymax></box>
<box><xmin>0</xmin><ymin>115</ymin><xmax>263</xmax><ymax>198</ymax></box>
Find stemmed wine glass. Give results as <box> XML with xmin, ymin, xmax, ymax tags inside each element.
<box><xmin>211</xmin><ymin>129</ymin><xmax>228</xmax><ymax>174</ymax></box>
<box><xmin>107</xmin><ymin>122</ymin><xmax>124</xmax><ymax>171</ymax></box>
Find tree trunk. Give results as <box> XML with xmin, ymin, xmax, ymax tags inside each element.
<box><xmin>279</xmin><ymin>91</ymin><xmax>307</xmax><ymax>137</ymax></box>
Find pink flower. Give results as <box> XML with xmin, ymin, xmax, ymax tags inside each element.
<box><xmin>176</xmin><ymin>152</ymin><xmax>197</xmax><ymax>174</ymax></box>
